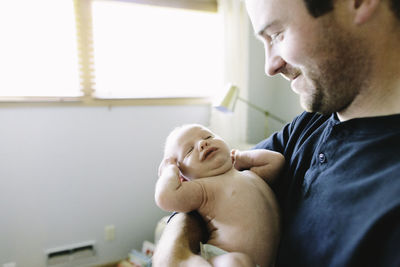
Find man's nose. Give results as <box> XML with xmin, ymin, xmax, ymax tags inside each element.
<box><xmin>265</xmin><ymin>47</ymin><xmax>286</xmax><ymax>76</ymax></box>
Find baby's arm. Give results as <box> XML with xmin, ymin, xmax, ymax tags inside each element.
<box><xmin>232</xmin><ymin>149</ymin><xmax>285</xmax><ymax>184</ymax></box>
<box><xmin>155</xmin><ymin>157</ymin><xmax>204</xmax><ymax>212</ymax></box>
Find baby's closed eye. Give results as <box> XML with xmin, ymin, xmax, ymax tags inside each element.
<box><xmin>185</xmin><ymin>146</ymin><xmax>194</xmax><ymax>157</ymax></box>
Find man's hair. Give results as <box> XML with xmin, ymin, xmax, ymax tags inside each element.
<box><xmin>391</xmin><ymin>0</ymin><xmax>400</xmax><ymax>19</ymax></box>
<box><xmin>303</xmin><ymin>0</ymin><xmax>333</xmax><ymax>17</ymax></box>
<box><xmin>304</xmin><ymin>0</ymin><xmax>400</xmax><ymax>19</ymax></box>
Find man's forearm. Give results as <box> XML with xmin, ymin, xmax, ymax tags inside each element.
<box><xmin>153</xmin><ymin>211</ymin><xmax>208</xmax><ymax>267</ymax></box>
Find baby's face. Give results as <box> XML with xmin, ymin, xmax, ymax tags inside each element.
<box><xmin>169</xmin><ymin>126</ymin><xmax>232</xmax><ymax>180</ymax></box>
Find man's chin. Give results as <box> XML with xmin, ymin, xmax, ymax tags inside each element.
<box><xmin>291</xmin><ymin>75</ymin><xmax>314</xmax><ymax>96</ymax></box>
<box><xmin>300</xmin><ymin>96</ymin><xmax>321</xmax><ymax>114</ymax></box>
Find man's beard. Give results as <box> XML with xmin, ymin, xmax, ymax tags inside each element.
<box><xmin>301</xmin><ymin>17</ymin><xmax>372</xmax><ymax>115</ymax></box>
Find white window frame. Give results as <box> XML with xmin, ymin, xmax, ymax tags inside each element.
<box><xmin>0</xmin><ymin>0</ymin><xmax>218</xmax><ymax>107</ymax></box>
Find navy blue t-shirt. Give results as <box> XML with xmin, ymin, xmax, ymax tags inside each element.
<box><xmin>255</xmin><ymin>112</ymin><xmax>400</xmax><ymax>267</ymax></box>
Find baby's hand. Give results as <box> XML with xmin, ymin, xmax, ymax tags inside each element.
<box><xmin>231</xmin><ymin>149</ymin><xmax>246</xmax><ymax>170</ymax></box>
<box><xmin>158</xmin><ymin>157</ymin><xmax>179</xmax><ymax>177</ymax></box>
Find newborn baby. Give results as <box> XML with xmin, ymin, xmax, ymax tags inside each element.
<box><xmin>155</xmin><ymin>124</ymin><xmax>283</xmax><ymax>267</ymax></box>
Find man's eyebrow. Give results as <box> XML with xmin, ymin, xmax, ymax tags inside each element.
<box><xmin>255</xmin><ymin>20</ymin><xmax>281</xmax><ymax>38</ymax></box>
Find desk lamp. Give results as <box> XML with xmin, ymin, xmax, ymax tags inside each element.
<box><xmin>214</xmin><ymin>84</ymin><xmax>286</xmax><ymax>125</ymax></box>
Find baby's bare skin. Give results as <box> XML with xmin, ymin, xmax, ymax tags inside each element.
<box><xmin>155</xmin><ymin>124</ymin><xmax>283</xmax><ymax>267</ymax></box>
<box><xmin>194</xmin><ymin>168</ymin><xmax>280</xmax><ymax>267</ymax></box>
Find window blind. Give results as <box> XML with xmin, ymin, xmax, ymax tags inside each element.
<box><xmin>74</xmin><ymin>0</ymin><xmax>95</xmax><ymax>98</ymax></box>
<box><xmin>114</xmin><ymin>0</ymin><xmax>217</xmax><ymax>12</ymax></box>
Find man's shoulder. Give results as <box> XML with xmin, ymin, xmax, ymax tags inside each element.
<box><xmin>289</xmin><ymin>111</ymin><xmax>332</xmax><ymax>133</ymax></box>
<box><xmin>254</xmin><ymin>112</ymin><xmax>331</xmax><ymax>150</ymax></box>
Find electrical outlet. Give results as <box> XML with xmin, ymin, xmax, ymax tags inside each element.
<box><xmin>3</xmin><ymin>262</ymin><xmax>16</xmax><ymax>267</ymax></box>
<box><xmin>105</xmin><ymin>225</ymin><xmax>115</xmax><ymax>241</ymax></box>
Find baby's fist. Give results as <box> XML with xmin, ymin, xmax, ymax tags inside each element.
<box><xmin>158</xmin><ymin>157</ymin><xmax>179</xmax><ymax>177</ymax></box>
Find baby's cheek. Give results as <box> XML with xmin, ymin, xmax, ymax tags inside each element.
<box><xmin>180</xmin><ymin>162</ymin><xmax>195</xmax><ymax>179</ymax></box>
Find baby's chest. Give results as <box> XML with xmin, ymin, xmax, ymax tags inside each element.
<box><xmin>204</xmin><ymin>180</ymin><xmax>262</xmax><ymax>214</ymax></box>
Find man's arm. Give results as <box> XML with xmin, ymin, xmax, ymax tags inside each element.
<box><xmin>232</xmin><ymin>149</ymin><xmax>285</xmax><ymax>184</ymax></box>
<box><xmin>152</xmin><ymin>211</ymin><xmax>209</xmax><ymax>267</ymax></box>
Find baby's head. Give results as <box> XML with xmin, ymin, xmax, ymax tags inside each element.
<box><xmin>164</xmin><ymin>124</ymin><xmax>233</xmax><ymax>180</ymax></box>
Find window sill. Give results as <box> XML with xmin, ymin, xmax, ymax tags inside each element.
<box><xmin>0</xmin><ymin>96</ymin><xmax>212</xmax><ymax>107</ymax></box>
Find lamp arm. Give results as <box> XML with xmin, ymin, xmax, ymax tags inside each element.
<box><xmin>237</xmin><ymin>97</ymin><xmax>287</xmax><ymax>125</ymax></box>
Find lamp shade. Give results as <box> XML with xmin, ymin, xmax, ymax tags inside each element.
<box><xmin>214</xmin><ymin>84</ymin><xmax>239</xmax><ymax>113</ymax></box>
<box><xmin>214</xmin><ymin>84</ymin><xmax>287</xmax><ymax>125</ymax></box>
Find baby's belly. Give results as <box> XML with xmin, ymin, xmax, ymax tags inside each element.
<box><xmin>205</xmin><ymin>189</ymin><xmax>279</xmax><ymax>267</ymax></box>
<box><xmin>207</xmin><ymin>208</ymin><xmax>274</xmax><ymax>250</ymax></box>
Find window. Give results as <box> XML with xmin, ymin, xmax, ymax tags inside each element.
<box><xmin>0</xmin><ymin>0</ymin><xmax>223</xmax><ymax>101</ymax></box>
<box><xmin>0</xmin><ymin>0</ymin><xmax>81</xmax><ymax>97</ymax></box>
<box><xmin>92</xmin><ymin>1</ymin><xmax>223</xmax><ymax>98</ymax></box>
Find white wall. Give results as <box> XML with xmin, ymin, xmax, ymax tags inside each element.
<box><xmin>0</xmin><ymin>18</ymin><xmax>306</xmax><ymax>267</ymax></box>
<box><xmin>0</xmin><ymin>104</ymin><xmax>210</xmax><ymax>267</ymax></box>
<box><xmin>246</xmin><ymin>23</ymin><xmax>303</xmax><ymax>143</ymax></box>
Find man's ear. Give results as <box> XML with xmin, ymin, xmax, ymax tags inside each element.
<box><xmin>352</xmin><ymin>0</ymin><xmax>380</xmax><ymax>25</ymax></box>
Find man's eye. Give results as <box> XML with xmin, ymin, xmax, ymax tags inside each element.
<box><xmin>270</xmin><ymin>32</ymin><xmax>282</xmax><ymax>45</ymax></box>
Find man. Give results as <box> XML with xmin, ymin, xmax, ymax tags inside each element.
<box><xmin>153</xmin><ymin>0</ymin><xmax>400</xmax><ymax>266</ymax></box>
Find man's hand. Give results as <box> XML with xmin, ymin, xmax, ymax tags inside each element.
<box><xmin>152</xmin><ymin>212</ymin><xmax>209</xmax><ymax>267</ymax></box>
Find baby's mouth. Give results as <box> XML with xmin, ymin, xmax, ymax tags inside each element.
<box><xmin>202</xmin><ymin>147</ymin><xmax>218</xmax><ymax>161</ymax></box>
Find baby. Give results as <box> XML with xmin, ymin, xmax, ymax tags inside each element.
<box><xmin>155</xmin><ymin>124</ymin><xmax>284</xmax><ymax>267</ymax></box>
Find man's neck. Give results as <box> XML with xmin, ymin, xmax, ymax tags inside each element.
<box><xmin>337</xmin><ymin>81</ymin><xmax>400</xmax><ymax>121</ymax></box>
<box><xmin>337</xmin><ymin>9</ymin><xmax>400</xmax><ymax>122</ymax></box>
<box><xmin>337</xmin><ymin>35</ymin><xmax>400</xmax><ymax>121</ymax></box>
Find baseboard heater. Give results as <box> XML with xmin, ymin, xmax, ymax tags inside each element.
<box><xmin>44</xmin><ymin>240</ymin><xmax>96</xmax><ymax>266</ymax></box>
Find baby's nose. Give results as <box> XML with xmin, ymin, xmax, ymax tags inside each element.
<box><xmin>198</xmin><ymin>140</ymin><xmax>209</xmax><ymax>150</ymax></box>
